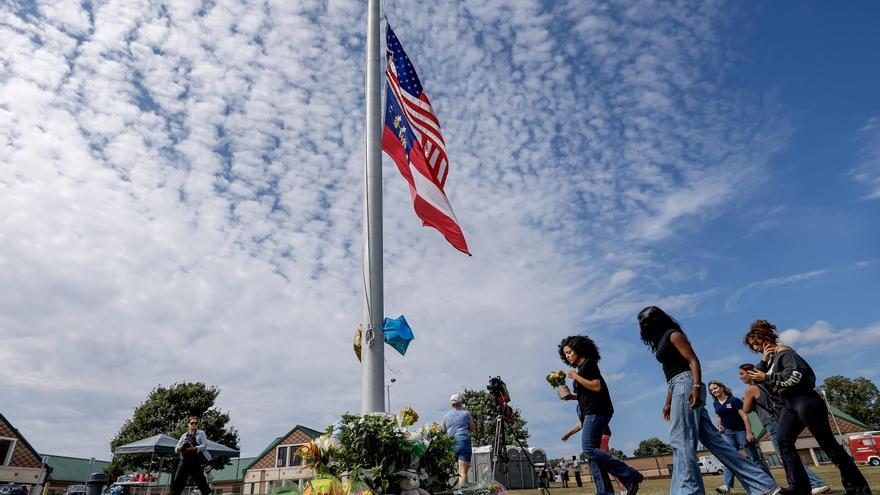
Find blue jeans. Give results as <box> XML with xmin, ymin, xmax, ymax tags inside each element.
<box><xmin>764</xmin><ymin>422</ymin><xmax>826</xmax><ymax>489</ymax></box>
<box><xmin>720</xmin><ymin>429</ymin><xmax>772</xmax><ymax>488</ymax></box>
<box><xmin>667</xmin><ymin>371</ymin><xmax>779</xmax><ymax>495</ymax></box>
<box><xmin>581</xmin><ymin>414</ymin><xmax>640</xmax><ymax>495</ymax></box>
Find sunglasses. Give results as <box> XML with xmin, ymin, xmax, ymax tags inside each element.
<box><xmin>189</xmin><ymin>421</ymin><xmax>198</xmax><ymax>425</ymax></box>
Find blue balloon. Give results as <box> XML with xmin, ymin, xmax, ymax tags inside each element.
<box><xmin>383</xmin><ymin>315</ymin><xmax>414</xmax><ymax>356</ymax></box>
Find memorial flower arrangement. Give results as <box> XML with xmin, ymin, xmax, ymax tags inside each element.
<box><xmin>546</xmin><ymin>370</ymin><xmax>572</xmax><ymax>399</ymax></box>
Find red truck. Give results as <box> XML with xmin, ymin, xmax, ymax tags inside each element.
<box><xmin>848</xmin><ymin>431</ymin><xmax>880</xmax><ymax>466</ymax></box>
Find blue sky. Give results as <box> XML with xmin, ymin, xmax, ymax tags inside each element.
<box><xmin>0</xmin><ymin>0</ymin><xmax>878</xmax><ymax>462</ymax></box>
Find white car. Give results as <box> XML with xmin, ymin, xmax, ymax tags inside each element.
<box><xmin>698</xmin><ymin>455</ymin><xmax>724</xmax><ymax>475</ymax></box>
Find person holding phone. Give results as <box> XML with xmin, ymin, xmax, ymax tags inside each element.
<box><xmin>744</xmin><ymin>320</ymin><xmax>870</xmax><ymax>495</ymax></box>
<box><xmin>737</xmin><ymin>363</ymin><xmax>830</xmax><ymax>495</ymax></box>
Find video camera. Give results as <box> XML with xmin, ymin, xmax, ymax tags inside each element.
<box><xmin>487</xmin><ymin>376</ymin><xmax>514</xmax><ymax>421</ymax></box>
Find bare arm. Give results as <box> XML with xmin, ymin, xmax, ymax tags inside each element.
<box><xmin>741</xmin><ymin>386</ymin><xmax>758</xmax><ymax>414</ymax></box>
<box><xmin>738</xmin><ymin>408</ymin><xmax>755</xmax><ymax>442</ymax></box>
<box><xmin>670</xmin><ymin>332</ymin><xmax>702</xmax><ymax>408</ymax></box>
<box><xmin>468</xmin><ymin>416</ymin><xmax>475</xmax><ymax>432</ymax></box>
<box><xmin>561</xmin><ymin>420</ymin><xmax>582</xmax><ymax>442</ymax></box>
<box><xmin>566</xmin><ymin>368</ymin><xmax>601</xmax><ymax>392</ymax></box>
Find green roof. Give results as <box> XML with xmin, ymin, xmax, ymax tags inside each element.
<box><xmin>42</xmin><ymin>455</ymin><xmax>111</xmax><ymax>483</ymax></box>
<box><xmin>827</xmin><ymin>403</ymin><xmax>872</xmax><ymax>429</ymax></box>
<box><xmin>212</xmin><ymin>457</ymin><xmax>256</xmax><ymax>482</ymax></box>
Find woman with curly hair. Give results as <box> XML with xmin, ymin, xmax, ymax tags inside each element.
<box><xmin>637</xmin><ymin>306</ymin><xmax>780</xmax><ymax>495</ymax></box>
<box><xmin>744</xmin><ymin>320</ymin><xmax>871</xmax><ymax>495</ymax></box>
<box><xmin>558</xmin><ymin>335</ymin><xmax>643</xmax><ymax>495</ymax></box>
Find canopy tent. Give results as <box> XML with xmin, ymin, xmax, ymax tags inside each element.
<box><xmin>114</xmin><ymin>433</ymin><xmax>240</xmax><ymax>458</ymax></box>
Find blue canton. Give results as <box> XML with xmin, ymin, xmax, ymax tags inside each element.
<box><xmin>386</xmin><ymin>26</ymin><xmax>423</xmax><ymax>97</ymax></box>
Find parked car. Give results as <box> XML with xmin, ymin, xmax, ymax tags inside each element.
<box><xmin>698</xmin><ymin>455</ymin><xmax>725</xmax><ymax>475</ymax></box>
<box><xmin>0</xmin><ymin>485</ymin><xmax>29</xmax><ymax>495</ymax></box>
<box><xmin>849</xmin><ymin>432</ymin><xmax>880</xmax><ymax>466</ymax></box>
<box><xmin>64</xmin><ymin>486</ymin><xmax>87</xmax><ymax>495</ymax></box>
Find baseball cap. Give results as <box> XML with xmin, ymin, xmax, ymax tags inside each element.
<box><xmin>450</xmin><ymin>394</ymin><xmax>462</xmax><ymax>403</ymax></box>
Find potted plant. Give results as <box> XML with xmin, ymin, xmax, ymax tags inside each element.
<box><xmin>546</xmin><ymin>370</ymin><xmax>571</xmax><ymax>399</ymax></box>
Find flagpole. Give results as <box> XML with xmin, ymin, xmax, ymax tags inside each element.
<box><xmin>361</xmin><ymin>0</ymin><xmax>385</xmax><ymax>413</ymax></box>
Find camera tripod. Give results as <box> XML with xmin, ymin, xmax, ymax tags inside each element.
<box><xmin>489</xmin><ymin>413</ymin><xmax>551</xmax><ymax>495</ymax></box>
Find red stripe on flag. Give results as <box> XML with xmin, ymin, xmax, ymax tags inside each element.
<box><xmin>382</xmin><ymin>127</ymin><xmax>470</xmax><ymax>255</ymax></box>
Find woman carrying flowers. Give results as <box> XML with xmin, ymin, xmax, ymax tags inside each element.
<box><xmin>559</xmin><ymin>335</ymin><xmax>644</xmax><ymax>495</ymax></box>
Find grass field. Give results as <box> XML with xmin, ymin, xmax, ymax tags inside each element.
<box><xmin>509</xmin><ymin>465</ymin><xmax>878</xmax><ymax>495</ymax></box>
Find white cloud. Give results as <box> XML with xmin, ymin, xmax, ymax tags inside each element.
<box><xmin>725</xmin><ymin>269</ymin><xmax>829</xmax><ymax>311</ymax></box>
<box><xmin>850</xmin><ymin>116</ymin><xmax>880</xmax><ymax>200</ymax></box>
<box><xmin>0</xmin><ymin>0</ymin><xmax>792</xmax><ymax>460</ymax></box>
<box><xmin>780</xmin><ymin>320</ymin><xmax>880</xmax><ymax>355</ymax></box>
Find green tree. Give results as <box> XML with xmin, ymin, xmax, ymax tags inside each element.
<box><xmin>820</xmin><ymin>376</ymin><xmax>880</xmax><ymax>429</ymax></box>
<box><xmin>608</xmin><ymin>448</ymin><xmax>627</xmax><ymax>459</ymax></box>
<box><xmin>109</xmin><ymin>382</ymin><xmax>240</xmax><ymax>475</ymax></box>
<box><xmin>459</xmin><ymin>388</ymin><xmax>529</xmax><ymax>447</ymax></box>
<box><xmin>632</xmin><ymin>437</ymin><xmax>671</xmax><ymax>457</ymax></box>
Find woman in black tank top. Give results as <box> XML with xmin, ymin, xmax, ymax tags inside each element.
<box><xmin>638</xmin><ymin>306</ymin><xmax>781</xmax><ymax>495</ymax></box>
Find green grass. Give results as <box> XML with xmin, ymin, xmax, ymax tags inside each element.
<box><xmin>510</xmin><ymin>465</ymin><xmax>878</xmax><ymax>495</ymax></box>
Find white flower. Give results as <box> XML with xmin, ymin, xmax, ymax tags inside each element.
<box><xmin>314</xmin><ymin>434</ymin><xmax>341</xmax><ymax>454</ymax></box>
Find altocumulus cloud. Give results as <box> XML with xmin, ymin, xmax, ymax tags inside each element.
<box><xmin>1</xmin><ymin>0</ymin><xmax>788</xmax><ymax>458</ymax></box>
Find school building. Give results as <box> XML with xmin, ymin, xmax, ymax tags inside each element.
<box><xmin>240</xmin><ymin>425</ymin><xmax>322</xmax><ymax>495</ymax></box>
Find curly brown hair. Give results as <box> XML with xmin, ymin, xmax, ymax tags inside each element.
<box><xmin>743</xmin><ymin>319</ymin><xmax>779</xmax><ymax>350</ymax></box>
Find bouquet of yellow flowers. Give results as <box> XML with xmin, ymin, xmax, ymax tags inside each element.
<box><xmin>546</xmin><ymin>370</ymin><xmax>572</xmax><ymax>399</ymax></box>
<box><xmin>398</xmin><ymin>406</ymin><xmax>419</xmax><ymax>427</ymax></box>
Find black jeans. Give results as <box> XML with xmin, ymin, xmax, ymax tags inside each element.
<box><xmin>171</xmin><ymin>458</ymin><xmax>211</xmax><ymax>495</ymax></box>
<box><xmin>777</xmin><ymin>390</ymin><xmax>870</xmax><ymax>495</ymax></box>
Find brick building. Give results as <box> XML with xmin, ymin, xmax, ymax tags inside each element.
<box><xmin>241</xmin><ymin>425</ymin><xmax>322</xmax><ymax>495</ymax></box>
<box><xmin>0</xmin><ymin>413</ymin><xmax>48</xmax><ymax>493</ymax></box>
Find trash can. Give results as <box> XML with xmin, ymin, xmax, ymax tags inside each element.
<box><xmin>86</xmin><ymin>472</ymin><xmax>106</xmax><ymax>495</ymax></box>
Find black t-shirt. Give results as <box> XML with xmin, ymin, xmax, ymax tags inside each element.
<box><xmin>574</xmin><ymin>360</ymin><xmax>614</xmax><ymax>419</ymax></box>
<box><xmin>656</xmin><ymin>329</ymin><xmax>691</xmax><ymax>382</ymax></box>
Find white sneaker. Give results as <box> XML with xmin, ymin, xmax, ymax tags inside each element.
<box><xmin>766</xmin><ymin>487</ymin><xmax>782</xmax><ymax>495</ymax></box>
<box><xmin>715</xmin><ymin>486</ymin><xmax>730</xmax><ymax>494</ymax></box>
<box><xmin>811</xmin><ymin>487</ymin><xmax>831</xmax><ymax>495</ymax></box>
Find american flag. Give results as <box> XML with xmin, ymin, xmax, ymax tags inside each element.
<box><xmin>382</xmin><ymin>24</ymin><xmax>470</xmax><ymax>255</ymax></box>
<box><xmin>385</xmin><ymin>24</ymin><xmax>450</xmax><ymax>187</ymax></box>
